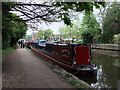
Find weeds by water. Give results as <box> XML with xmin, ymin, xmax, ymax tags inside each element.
<box><xmin>48</xmin><ymin>62</ymin><xmax>94</xmax><ymax>89</ymax></box>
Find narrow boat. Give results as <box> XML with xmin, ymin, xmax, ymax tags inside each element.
<box><xmin>27</xmin><ymin>41</ymin><xmax>97</xmax><ymax>75</ymax></box>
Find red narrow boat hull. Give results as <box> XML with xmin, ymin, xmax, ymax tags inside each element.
<box><xmin>29</xmin><ymin>43</ymin><xmax>97</xmax><ymax>75</ymax></box>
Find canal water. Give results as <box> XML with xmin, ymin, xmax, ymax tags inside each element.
<box><xmin>78</xmin><ymin>49</ymin><xmax>120</xmax><ymax>88</ymax></box>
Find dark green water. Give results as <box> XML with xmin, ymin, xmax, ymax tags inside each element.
<box><xmin>79</xmin><ymin>49</ymin><xmax>120</xmax><ymax>88</ymax></box>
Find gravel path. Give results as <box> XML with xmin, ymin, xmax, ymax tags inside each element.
<box><xmin>2</xmin><ymin>48</ymin><xmax>74</xmax><ymax>88</ymax></box>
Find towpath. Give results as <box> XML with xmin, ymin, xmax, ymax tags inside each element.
<box><xmin>2</xmin><ymin>47</ymin><xmax>74</xmax><ymax>88</ymax></box>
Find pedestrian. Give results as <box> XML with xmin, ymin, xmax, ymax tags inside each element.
<box><xmin>21</xmin><ymin>40</ymin><xmax>22</xmax><ymax>48</ymax></box>
<box><xmin>22</xmin><ymin>40</ymin><xmax>25</xmax><ymax>48</ymax></box>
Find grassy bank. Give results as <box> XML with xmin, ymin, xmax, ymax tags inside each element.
<box><xmin>1</xmin><ymin>47</ymin><xmax>16</xmax><ymax>55</ymax></box>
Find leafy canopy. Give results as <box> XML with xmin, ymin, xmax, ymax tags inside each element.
<box><xmin>2</xmin><ymin>2</ymin><xmax>27</xmax><ymax>49</ymax></box>
<box><xmin>11</xmin><ymin>2</ymin><xmax>105</xmax><ymax>27</ymax></box>
<box><xmin>100</xmin><ymin>2</ymin><xmax>120</xmax><ymax>43</ymax></box>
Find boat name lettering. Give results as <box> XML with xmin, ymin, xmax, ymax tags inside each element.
<box><xmin>61</xmin><ymin>49</ymin><xmax>70</xmax><ymax>57</ymax></box>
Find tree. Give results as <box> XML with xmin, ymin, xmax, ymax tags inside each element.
<box><xmin>11</xmin><ymin>2</ymin><xmax>105</xmax><ymax>28</ymax></box>
<box><xmin>80</xmin><ymin>13</ymin><xmax>100</xmax><ymax>43</ymax></box>
<box><xmin>113</xmin><ymin>34</ymin><xmax>120</xmax><ymax>44</ymax></box>
<box><xmin>58</xmin><ymin>14</ymin><xmax>100</xmax><ymax>42</ymax></box>
<box><xmin>98</xmin><ymin>2</ymin><xmax>111</xmax><ymax>34</ymax></box>
<box><xmin>44</xmin><ymin>29</ymin><xmax>53</xmax><ymax>40</ymax></box>
<box><xmin>99</xmin><ymin>2</ymin><xmax>120</xmax><ymax>43</ymax></box>
<box><xmin>24</xmin><ymin>35</ymin><xmax>32</xmax><ymax>40</ymax></box>
<box><xmin>58</xmin><ymin>26</ymin><xmax>68</xmax><ymax>38</ymax></box>
<box><xmin>58</xmin><ymin>21</ymin><xmax>80</xmax><ymax>39</ymax></box>
<box><xmin>36</xmin><ymin>29</ymin><xmax>53</xmax><ymax>40</ymax></box>
<box><xmin>36</xmin><ymin>29</ymin><xmax>44</xmax><ymax>39</ymax></box>
<box><xmin>2</xmin><ymin>2</ymin><xmax>105</xmax><ymax>49</ymax></box>
<box><xmin>2</xmin><ymin>2</ymin><xmax>27</xmax><ymax>49</ymax></box>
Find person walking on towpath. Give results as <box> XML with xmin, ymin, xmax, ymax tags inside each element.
<box><xmin>22</xmin><ymin>40</ymin><xmax>25</xmax><ymax>48</ymax></box>
<box><xmin>21</xmin><ymin>40</ymin><xmax>25</xmax><ymax>48</ymax></box>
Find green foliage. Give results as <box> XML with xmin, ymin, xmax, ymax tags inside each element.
<box><xmin>75</xmin><ymin>40</ymin><xmax>83</xmax><ymax>44</ymax></box>
<box><xmin>100</xmin><ymin>2</ymin><xmax>120</xmax><ymax>43</ymax></box>
<box><xmin>81</xmin><ymin>32</ymin><xmax>93</xmax><ymax>44</ymax></box>
<box><xmin>2</xmin><ymin>2</ymin><xmax>27</xmax><ymax>49</ymax></box>
<box><xmin>113</xmin><ymin>33</ymin><xmax>120</xmax><ymax>44</ymax></box>
<box><xmin>1</xmin><ymin>47</ymin><xmax>15</xmax><ymax>55</ymax></box>
<box><xmin>36</xmin><ymin>29</ymin><xmax>44</xmax><ymax>39</ymax></box>
<box><xmin>64</xmin><ymin>73</ymin><xmax>72</xmax><ymax>78</ymax></box>
<box><xmin>36</xmin><ymin>29</ymin><xmax>53</xmax><ymax>40</ymax></box>
<box><xmin>2</xmin><ymin>2</ymin><xmax>105</xmax><ymax>49</ymax></box>
<box><xmin>44</xmin><ymin>29</ymin><xmax>53</xmax><ymax>40</ymax></box>
<box><xmin>58</xmin><ymin>19</ymin><xmax>81</xmax><ymax>39</ymax></box>
<box><xmin>53</xmin><ymin>2</ymin><xmax>105</xmax><ymax>26</ymax></box>
<box><xmin>81</xmin><ymin>13</ymin><xmax>100</xmax><ymax>43</ymax></box>
<box><xmin>24</xmin><ymin>35</ymin><xmax>32</xmax><ymax>40</ymax></box>
<box><xmin>58</xmin><ymin>13</ymin><xmax>100</xmax><ymax>44</ymax></box>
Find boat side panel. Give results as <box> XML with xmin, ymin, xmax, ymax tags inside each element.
<box><xmin>51</xmin><ymin>45</ymin><xmax>73</xmax><ymax>65</ymax></box>
<box><xmin>31</xmin><ymin>47</ymin><xmax>74</xmax><ymax>70</ymax></box>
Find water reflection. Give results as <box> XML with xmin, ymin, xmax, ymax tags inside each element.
<box><xmin>77</xmin><ymin>49</ymin><xmax>120</xmax><ymax>88</ymax></box>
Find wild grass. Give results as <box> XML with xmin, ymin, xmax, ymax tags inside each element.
<box><xmin>1</xmin><ymin>47</ymin><xmax>16</xmax><ymax>55</ymax></box>
<box><xmin>49</xmin><ymin>62</ymin><xmax>94</xmax><ymax>89</ymax></box>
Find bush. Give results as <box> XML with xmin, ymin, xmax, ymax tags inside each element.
<box><xmin>113</xmin><ymin>33</ymin><xmax>120</xmax><ymax>44</ymax></box>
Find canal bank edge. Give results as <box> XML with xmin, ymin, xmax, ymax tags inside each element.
<box><xmin>29</xmin><ymin>48</ymin><xmax>94</xmax><ymax>89</ymax></box>
<box><xmin>92</xmin><ymin>44</ymin><xmax>120</xmax><ymax>57</ymax></box>
<box><xmin>50</xmin><ymin>63</ymin><xmax>94</xmax><ymax>89</ymax></box>
<box><xmin>92</xmin><ymin>44</ymin><xmax>120</xmax><ymax>51</ymax></box>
